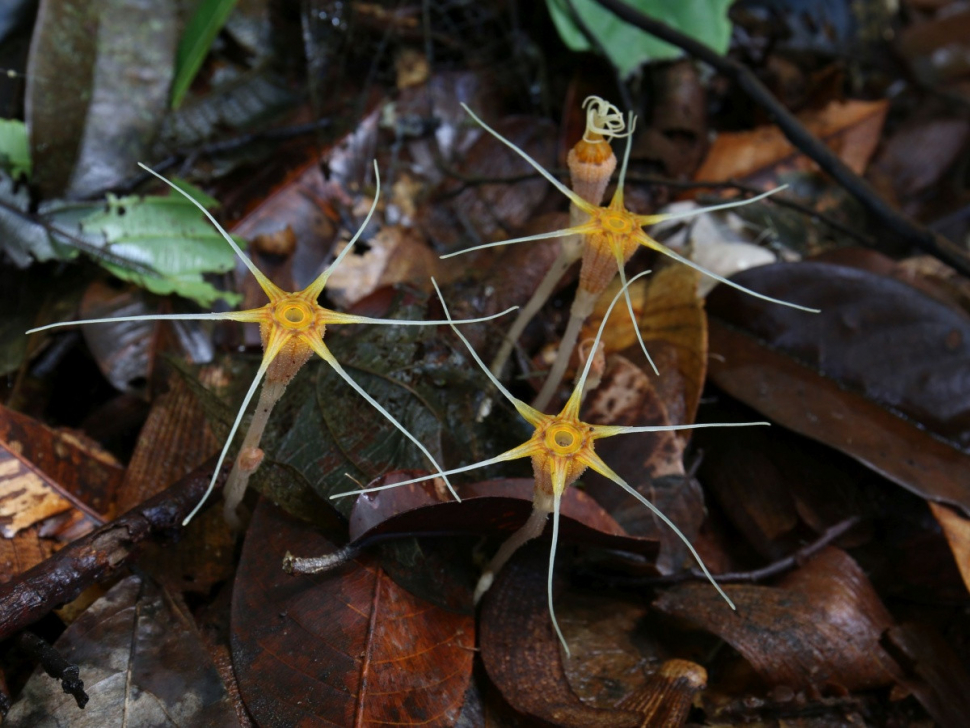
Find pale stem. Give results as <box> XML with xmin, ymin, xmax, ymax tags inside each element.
<box><xmin>487</xmin><ymin>246</ymin><xmax>577</xmax><ymax>383</ymax></box>
<box><xmin>592</xmin><ymin>421</ymin><xmax>770</xmax><ymax>439</ymax></box>
<box><xmin>473</xmin><ymin>504</ymin><xmax>549</xmax><ymax>604</ymax></box>
<box><xmin>532</xmin><ymin>293</ymin><xmax>594</xmax><ymax>412</ymax></box>
<box><xmin>182</xmin><ymin>335</ymin><xmax>285</xmax><ymax>526</ymax></box>
<box><xmin>613</xmin><ymin>113</ymin><xmax>636</xmax><ymax>203</ymax></box>
<box><xmin>337</xmin><ymin>306</ymin><xmax>518</xmax><ymax>328</ymax></box>
<box><xmin>222</xmin><ymin>376</ymin><xmax>289</xmax><ymax>527</ymax></box>
<box><xmin>548</xmin><ymin>493</ymin><xmax>569</xmax><ymax>656</ymax></box>
<box><xmin>638</xmin><ymin>185</ymin><xmax>789</xmax><ymax>226</ymax></box>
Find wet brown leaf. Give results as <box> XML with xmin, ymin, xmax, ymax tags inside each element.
<box><xmin>707</xmin><ymin>262</ymin><xmax>970</xmax><ymax>513</ymax></box>
<box><xmin>0</xmin><ymin>402</ymin><xmax>123</xmax><ymax>516</ymax></box>
<box><xmin>654</xmin><ymin>548</ymin><xmax>897</xmax><ymax>693</ymax></box>
<box><xmin>119</xmin><ymin>370</ymin><xmax>234</xmax><ymax>592</ymax></box>
<box><xmin>694</xmin><ymin>99</ymin><xmax>888</xmax><ymax>182</ymax></box>
<box><xmin>232</xmin><ymin>498</ymin><xmax>474</xmax><ymax>727</ymax></box>
<box><xmin>882</xmin><ymin>622</ymin><xmax>970</xmax><ymax>728</ymax></box>
<box><xmin>480</xmin><ymin>545</ymin><xmax>641</xmax><ymax>728</ymax></box>
<box><xmin>0</xmin><ymin>440</ymin><xmax>100</xmax><ymax>583</ymax></box>
<box><xmin>5</xmin><ymin>575</ymin><xmax>236</xmax><ymax>726</ymax></box>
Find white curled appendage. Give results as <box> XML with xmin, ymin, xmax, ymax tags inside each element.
<box><xmin>582</xmin><ymin>95</ymin><xmax>632</xmax><ymax>143</ymax></box>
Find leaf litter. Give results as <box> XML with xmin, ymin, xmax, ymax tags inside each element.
<box><xmin>4</xmin><ymin>1</ymin><xmax>970</xmax><ymax>726</ymax></box>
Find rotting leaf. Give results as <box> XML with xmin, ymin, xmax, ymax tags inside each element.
<box><xmin>231</xmin><ymin>498</ymin><xmax>474</xmax><ymax>727</ymax></box>
<box><xmin>480</xmin><ymin>544</ymin><xmax>641</xmax><ymax>728</ymax></box>
<box><xmin>616</xmin><ymin>659</ymin><xmax>707</xmax><ymax>728</ymax></box>
<box><xmin>882</xmin><ymin>622</ymin><xmax>970</xmax><ymax>728</ymax></box>
<box><xmin>706</xmin><ymin>262</ymin><xmax>970</xmax><ymax>513</ymax></box>
<box><xmin>579</xmin><ymin>264</ymin><xmax>707</xmax><ymax>442</ymax></box>
<box><xmin>654</xmin><ymin>547</ymin><xmax>898</xmax><ymax>693</ymax></box>
<box><xmin>4</xmin><ymin>575</ymin><xmax>236</xmax><ymax>727</ymax></box>
<box><xmin>928</xmin><ymin>502</ymin><xmax>970</xmax><ymax>598</ymax></box>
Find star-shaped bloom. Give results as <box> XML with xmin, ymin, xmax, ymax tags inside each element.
<box><xmin>334</xmin><ymin>270</ymin><xmax>768</xmax><ymax>655</ymax></box>
<box><xmin>29</xmin><ymin>162</ymin><xmax>515</xmax><ymax>525</ymax></box>
<box><xmin>452</xmin><ymin>104</ymin><xmax>819</xmax><ymax>384</ymax></box>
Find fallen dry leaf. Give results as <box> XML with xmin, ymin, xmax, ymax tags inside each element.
<box><xmin>654</xmin><ymin>548</ymin><xmax>897</xmax><ymax>693</ymax></box>
<box><xmin>694</xmin><ymin>99</ymin><xmax>889</xmax><ymax>181</ymax></box>
<box><xmin>480</xmin><ymin>545</ymin><xmax>641</xmax><ymax>728</ymax></box>
<box><xmin>5</xmin><ymin>575</ymin><xmax>236</xmax><ymax>727</ymax></box>
<box><xmin>232</xmin><ymin>498</ymin><xmax>474</xmax><ymax>727</ymax></box>
<box><xmin>929</xmin><ymin>501</ymin><xmax>970</xmax><ymax>597</ymax></box>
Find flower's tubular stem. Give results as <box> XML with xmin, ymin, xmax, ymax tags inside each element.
<box><xmin>473</xmin><ymin>499</ymin><xmax>551</xmax><ymax>604</ymax></box>
<box><xmin>485</xmin><ymin>246</ymin><xmax>577</xmax><ymax>388</ymax></box>
<box><xmin>222</xmin><ymin>377</ymin><xmax>288</xmax><ymax>528</ymax></box>
<box><xmin>532</xmin><ymin>287</ymin><xmax>597</xmax><ymax>411</ymax></box>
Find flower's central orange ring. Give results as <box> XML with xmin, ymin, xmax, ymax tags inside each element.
<box><xmin>274</xmin><ymin>300</ymin><xmax>314</xmax><ymax>330</ymax></box>
<box><xmin>601</xmin><ymin>212</ymin><xmax>634</xmax><ymax>234</ymax></box>
<box><xmin>543</xmin><ymin>422</ymin><xmax>585</xmax><ymax>456</ymax></box>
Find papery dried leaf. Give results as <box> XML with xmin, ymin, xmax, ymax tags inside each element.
<box><xmin>5</xmin><ymin>575</ymin><xmax>236</xmax><ymax>726</ymax></box>
<box><xmin>694</xmin><ymin>99</ymin><xmax>889</xmax><ymax>182</ymax></box>
<box><xmin>0</xmin><ymin>402</ymin><xmax>123</xmax><ymax>516</ymax></box>
<box><xmin>654</xmin><ymin>548</ymin><xmax>897</xmax><ymax>693</ymax></box>
<box><xmin>929</xmin><ymin>502</ymin><xmax>970</xmax><ymax>597</ymax></box>
<box><xmin>480</xmin><ymin>545</ymin><xmax>641</xmax><ymax>728</ymax></box>
<box><xmin>232</xmin><ymin>499</ymin><xmax>474</xmax><ymax>728</ymax></box>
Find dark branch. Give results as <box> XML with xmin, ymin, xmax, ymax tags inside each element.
<box><xmin>590</xmin><ymin>0</ymin><xmax>970</xmax><ymax>278</ymax></box>
<box><xmin>0</xmin><ymin>457</ymin><xmax>228</xmax><ymax>641</ymax></box>
<box><xmin>16</xmin><ymin>632</ymin><xmax>88</xmax><ymax>709</ymax></box>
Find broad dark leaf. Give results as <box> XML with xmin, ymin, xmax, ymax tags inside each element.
<box><xmin>707</xmin><ymin>262</ymin><xmax>970</xmax><ymax>515</ymax></box>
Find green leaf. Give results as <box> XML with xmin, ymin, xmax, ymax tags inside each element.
<box><xmin>171</xmin><ymin>0</ymin><xmax>239</xmax><ymax>109</ymax></box>
<box><xmin>78</xmin><ymin>192</ymin><xmax>242</xmax><ymax>307</ymax></box>
<box><xmin>0</xmin><ymin>120</ymin><xmax>30</xmax><ymax>179</ymax></box>
<box><xmin>546</xmin><ymin>0</ymin><xmax>734</xmax><ymax>78</ymax></box>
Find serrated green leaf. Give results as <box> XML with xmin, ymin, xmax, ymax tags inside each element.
<box><xmin>546</xmin><ymin>0</ymin><xmax>733</xmax><ymax>78</ymax></box>
<box><xmin>0</xmin><ymin>119</ymin><xmax>30</xmax><ymax>179</ymax></box>
<box><xmin>78</xmin><ymin>192</ymin><xmax>242</xmax><ymax>307</ymax></box>
<box><xmin>172</xmin><ymin>0</ymin><xmax>239</xmax><ymax>109</ymax></box>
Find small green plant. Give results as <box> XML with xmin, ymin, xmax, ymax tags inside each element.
<box><xmin>334</xmin><ymin>272</ymin><xmax>769</xmax><ymax>656</ymax></box>
<box><xmin>28</xmin><ymin>162</ymin><xmax>515</xmax><ymax>526</ymax></box>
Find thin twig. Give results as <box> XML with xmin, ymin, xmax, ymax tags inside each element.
<box><xmin>0</xmin><ymin>457</ymin><xmax>229</xmax><ymax>641</ymax></box>
<box><xmin>596</xmin><ymin>516</ymin><xmax>861</xmax><ymax>588</ymax></box>
<box><xmin>590</xmin><ymin>0</ymin><xmax>970</xmax><ymax>277</ymax></box>
<box><xmin>15</xmin><ymin>632</ymin><xmax>88</xmax><ymax>709</ymax></box>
